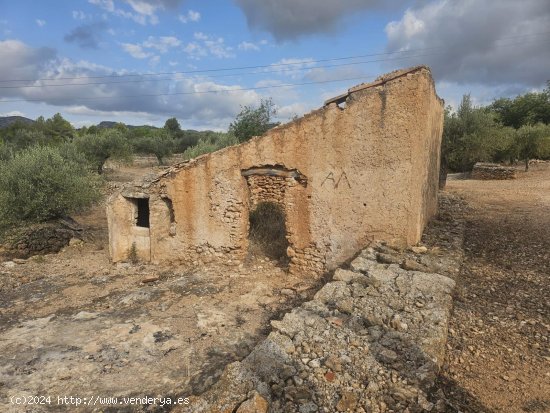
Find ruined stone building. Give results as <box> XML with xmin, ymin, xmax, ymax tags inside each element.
<box><xmin>107</xmin><ymin>66</ymin><xmax>444</xmax><ymax>275</ymax></box>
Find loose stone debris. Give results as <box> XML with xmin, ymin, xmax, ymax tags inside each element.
<box><xmin>181</xmin><ymin>195</ymin><xmax>466</xmax><ymax>413</ymax></box>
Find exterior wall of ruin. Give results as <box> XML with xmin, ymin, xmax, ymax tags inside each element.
<box><xmin>107</xmin><ymin>194</ymin><xmax>151</xmax><ymax>262</ymax></box>
<box><xmin>107</xmin><ymin>66</ymin><xmax>444</xmax><ymax>275</ymax></box>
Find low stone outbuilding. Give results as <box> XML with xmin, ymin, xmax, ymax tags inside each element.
<box><xmin>471</xmin><ymin>162</ymin><xmax>517</xmax><ymax>180</ymax></box>
<box><xmin>107</xmin><ymin>66</ymin><xmax>444</xmax><ymax>275</ymax></box>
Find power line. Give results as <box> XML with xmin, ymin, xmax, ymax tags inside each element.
<box><xmin>0</xmin><ymin>51</ymin><xmax>443</xmax><ymax>89</ymax></box>
<box><xmin>0</xmin><ymin>76</ymin><xmax>376</xmax><ymax>103</ymax></box>
<box><xmin>1</xmin><ymin>33</ymin><xmax>548</xmax><ymax>104</ymax></box>
<box><xmin>2</xmin><ymin>35</ymin><xmax>550</xmax><ymax>90</ymax></box>
<box><xmin>0</xmin><ymin>49</ymin><xmax>438</xmax><ymax>84</ymax></box>
<box><xmin>1</xmin><ymin>30</ymin><xmax>549</xmax><ymax>84</ymax></box>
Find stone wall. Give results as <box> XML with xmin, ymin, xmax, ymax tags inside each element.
<box><xmin>104</xmin><ymin>153</ymin><xmax>186</xmax><ymax>169</ymax></box>
<box><xmin>181</xmin><ymin>239</ymin><xmax>458</xmax><ymax>413</ymax></box>
<box><xmin>107</xmin><ymin>66</ymin><xmax>444</xmax><ymax>275</ymax></box>
<box><xmin>246</xmin><ymin>175</ymin><xmax>289</xmax><ymax>207</ymax></box>
<box><xmin>471</xmin><ymin>163</ymin><xmax>517</xmax><ymax>180</ymax></box>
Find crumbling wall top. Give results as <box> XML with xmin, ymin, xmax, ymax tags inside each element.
<box><xmin>324</xmin><ymin>65</ymin><xmax>439</xmax><ymax>106</ymax></box>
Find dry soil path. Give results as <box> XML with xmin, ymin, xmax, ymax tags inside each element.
<box><xmin>439</xmin><ymin>164</ymin><xmax>550</xmax><ymax>413</ymax></box>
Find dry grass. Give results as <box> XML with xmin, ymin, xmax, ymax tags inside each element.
<box><xmin>248</xmin><ymin>202</ymin><xmax>289</xmax><ymax>263</ymax></box>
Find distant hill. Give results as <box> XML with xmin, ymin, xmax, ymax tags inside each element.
<box><xmin>97</xmin><ymin>121</ymin><xmax>157</xmax><ymax>130</ymax></box>
<box><xmin>0</xmin><ymin>116</ymin><xmax>35</xmax><ymax>128</ymax></box>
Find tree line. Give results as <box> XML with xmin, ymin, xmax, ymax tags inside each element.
<box><xmin>0</xmin><ymin>99</ymin><xmax>278</xmax><ymax>233</ymax></box>
<box><xmin>443</xmin><ymin>84</ymin><xmax>550</xmax><ymax>173</ymax></box>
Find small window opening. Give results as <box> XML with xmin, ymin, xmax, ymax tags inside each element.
<box><xmin>163</xmin><ymin>197</ymin><xmax>176</xmax><ymax>236</ymax></box>
<box><xmin>336</xmin><ymin>101</ymin><xmax>346</xmax><ymax>110</ymax></box>
<box><xmin>163</xmin><ymin>198</ymin><xmax>175</xmax><ymax>223</ymax></box>
<box><xmin>135</xmin><ymin>198</ymin><xmax>150</xmax><ymax>228</ymax></box>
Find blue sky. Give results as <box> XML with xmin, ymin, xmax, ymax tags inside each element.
<box><xmin>0</xmin><ymin>0</ymin><xmax>549</xmax><ymax>129</ymax></box>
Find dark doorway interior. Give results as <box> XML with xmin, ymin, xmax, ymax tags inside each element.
<box><xmin>248</xmin><ymin>201</ymin><xmax>289</xmax><ymax>263</ymax></box>
<box><xmin>136</xmin><ymin>198</ymin><xmax>150</xmax><ymax>228</ymax></box>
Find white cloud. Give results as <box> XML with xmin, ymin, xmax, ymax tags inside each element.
<box><xmin>121</xmin><ymin>35</ymin><xmax>181</xmax><ymax>59</ymax></box>
<box><xmin>205</xmin><ymin>39</ymin><xmax>234</xmax><ymax>59</ymax></box>
<box><xmin>148</xmin><ymin>55</ymin><xmax>160</xmax><ymax>66</ymax></box>
<box><xmin>183</xmin><ymin>42</ymin><xmax>206</xmax><ymax>59</ymax></box>
<box><xmin>88</xmin><ymin>0</ymin><xmax>161</xmax><ymax>25</ymax></box>
<box><xmin>142</xmin><ymin>35</ymin><xmax>181</xmax><ymax>52</ymax></box>
<box><xmin>303</xmin><ymin>65</ymin><xmax>368</xmax><ymax>83</ymax></box>
<box><xmin>0</xmin><ymin>39</ymin><xmax>264</xmax><ymax>129</ymax></box>
<box><xmin>124</xmin><ymin>0</ymin><xmax>156</xmax><ymax>16</ymax></box>
<box><xmin>267</xmin><ymin>58</ymin><xmax>316</xmax><ymax>79</ymax></box>
<box><xmin>385</xmin><ymin>0</ymin><xmax>550</xmax><ymax>87</ymax></box>
<box><xmin>72</xmin><ymin>10</ymin><xmax>87</xmax><ymax>20</ymax></box>
<box><xmin>183</xmin><ymin>33</ymin><xmax>235</xmax><ymax>59</ymax></box>
<box><xmin>121</xmin><ymin>43</ymin><xmax>152</xmax><ymax>59</ymax></box>
<box><xmin>123</xmin><ymin>0</ymin><xmax>187</xmax><ymax>16</ymax></box>
<box><xmin>88</xmin><ymin>0</ymin><xmax>115</xmax><ymax>12</ymax></box>
<box><xmin>89</xmin><ymin>0</ymin><xmax>187</xmax><ymax>25</ymax></box>
<box><xmin>0</xmin><ymin>39</ymin><xmax>56</xmax><ymax>82</ymax></box>
<box><xmin>238</xmin><ymin>41</ymin><xmax>260</xmax><ymax>52</ymax></box>
<box><xmin>188</xmin><ymin>10</ymin><xmax>201</xmax><ymax>21</ymax></box>
<box><xmin>193</xmin><ymin>32</ymin><xmax>208</xmax><ymax>41</ymax></box>
<box><xmin>275</xmin><ymin>102</ymin><xmax>309</xmax><ymax>121</ymax></box>
<box><xmin>178</xmin><ymin>10</ymin><xmax>201</xmax><ymax>23</ymax></box>
<box><xmin>36</xmin><ymin>19</ymin><xmax>46</xmax><ymax>27</ymax></box>
<box><xmin>0</xmin><ymin>110</ymin><xmax>26</xmax><ymax>117</ymax></box>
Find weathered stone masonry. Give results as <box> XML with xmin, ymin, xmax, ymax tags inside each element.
<box><xmin>107</xmin><ymin>66</ymin><xmax>444</xmax><ymax>275</ymax></box>
<box><xmin>471</xmin><ymin>162</ymin><xmax>517</xmax><ymax>180</ymax></box>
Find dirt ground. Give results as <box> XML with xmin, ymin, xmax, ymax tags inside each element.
<box><xmin>438</xmin><ymin>163</ymin><xmax>550</xmax><ymax>413</ymax></box>
<box><xmin>1</xmin><ymin>163</ymin><xmax>549</xmax><ymax>412</ymax></box>
<box><xmin>0</xmin><ymin>165</ymin><xmax>323</xmax><ymax>412</ymax></box>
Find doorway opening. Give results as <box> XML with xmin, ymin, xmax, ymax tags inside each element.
<box><xmin>133</xmin><ymin>198</ymin><xmax>150</xmax><ymax>228</ymax></box>
<box><xmin>248</xmin><ymin>201</ymin><xmax>289</xmax><ymax>264</ymax></box>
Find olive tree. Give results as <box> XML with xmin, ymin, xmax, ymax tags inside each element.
<box><xmin>73</xmin><ymin>129</ymin><xmax>133</xmax><ymax>174</ymax></box>
<box><xmin>228</xmin><ymin>98</ymin><xmax>279</xmax><ymax>143</ymax></box>
<box><xmin>0</xmin><ymin>145</ymin><xmax>102</xmax><ymax>230</ymax></box>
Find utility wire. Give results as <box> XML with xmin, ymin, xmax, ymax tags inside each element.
<box><xmin>0</xmin><ymin>49</ymin><xmax>441</xmax><ymax>83</ymax></box>
<box><xmin>1</xmin><ymin>34</ymin><xmax>549</xmax><ymax>103</ymax></box>
<box><xmin>0</xmin><ymin>51</ymin><xmax>443</xmax><ymax>89</ymax></box>
<box><xmin>1</xmin><ymin>30</ymin><xmax>549</xmax><ymax>84</ymax></box>
<box><xmin>2</xmin><ymin>35</ymin><xmax>550</xmax><ymax>90</ymax></box>
<box><xmin>0</xmin><ymin>76</ymin><xmax>376</xmax><ymax>103</ymax></box>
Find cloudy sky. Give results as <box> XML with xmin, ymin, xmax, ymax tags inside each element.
<box><xmin>0</xmin><ymin>0</ymin><xmax>549</xmax><ymax>129</ymax></box>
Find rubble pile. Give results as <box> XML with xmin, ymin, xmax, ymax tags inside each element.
<box><xmin>185</xmin><ymin>242</ymin><xmax>458</xmax><ymax>413</ymax></box>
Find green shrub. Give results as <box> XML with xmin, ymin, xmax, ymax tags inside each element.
<box><xmin>513</xmin><ymin>123</ymin><xmax>550</xmax><ymax>170</ymax></box>
<box><xmin>128</xmin><ymin>242</ymin><xmax>138</xmax><ymax>264</ymax></box>
<box><xmin>0</xmin><ymin>145</ymin><xmax>103</xmax><ymax>231</ymax></box>
<box><xmin>182</xmin><ymin>133</ymin><xmax>238</xmax><ymax>159</ymax></box>
<box><xmin>131</xmin><ymin>130</ymin><xmax>174</xmax><ymax>164</ymax></box>
<box><xmin>73</xmin><ymin>129</ymin><xmax>132</xmax><ymax>174</ymax></box>
<box><xmin>229</xmin><ymin>98</ymin><xmax>279</xmax><ymax>143</ymax></box>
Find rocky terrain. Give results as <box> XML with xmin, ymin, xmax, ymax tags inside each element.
<box><xmin>0</xmin><ymin>166</ymin><xmax>323</xmax><ymax>412</ymax></box>
<box><xmin>1</xmin><ymin>163</ymin><xmax>548</xmax><ymax>412</ymax></box>
<box><xmin>183</xmin><ymin>237</ymin><xmax>462</xmax><ymax>413</ymax></box>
